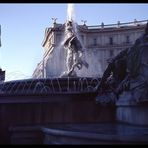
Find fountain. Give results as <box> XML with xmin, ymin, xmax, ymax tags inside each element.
<box><xmin>0</xmin><ymin>4</ymin><xmax>148</xmax><ymax>145</ymax></box>
<box><xmin>0</xmin><ymin>4</ymin><xmax>98</xmax><ymax>97</ymax></box>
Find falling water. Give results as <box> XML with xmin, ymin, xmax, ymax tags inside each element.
<box><xmin>0</xmin><ymin>78</ymin><xmax>99</xmax><ymax>95</ymax></box>
<box><xmin>66</xmin><ymin>4</ymin><xmax>83</xmax><ymax>45</ymax></box>
<box><xmin>67</xmin><ymin>3</ymin><xmax>77</xmax><ymax>35</ymax></box>
<box><xmin>50</xmin><ymin>5</ymin><xmax>77</xmax><ymax>77</ymax></box>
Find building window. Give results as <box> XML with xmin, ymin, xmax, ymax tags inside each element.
<box><xmin>109</xmin><ymin>37</ymin><xmax>113</xmax><ymax>45</ymax></box>
<box><xmin>126</xmin><ymin>35</ymin><xmax>130</xmax><ymax>43</ymax></box>
<box><xmin>110</xmin><ymin>50</ymin><xmax>114</xmax><ymax>57</ymax></box>
<box><xmin>93</xmin><ymin>38</ymin><xmax>97</xmax><ymax>46</ymax></box>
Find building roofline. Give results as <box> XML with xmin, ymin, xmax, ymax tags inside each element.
<box><xmin>86</xmin><ymin>19</ymin><xmax>148</xmax><ymax>29</ymax></box>
<box><xmin>42</xmin><ymin>20</ymin><xmax>147</xmax><ymax>46</ymax></box>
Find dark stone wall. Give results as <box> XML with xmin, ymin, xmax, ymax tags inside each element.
<box><xmin>0</xmin><ymin>95</ymin><xmax>115</xmax><ymax>144</ymax></box>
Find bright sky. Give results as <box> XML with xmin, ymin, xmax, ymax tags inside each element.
<box><xmin>0</xmin><ymin>3</ymin><xmax>148</xmax><ymax>81</ymax></box>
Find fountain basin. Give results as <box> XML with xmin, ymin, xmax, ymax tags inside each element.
<box><xmin>0</xmin><ymin>77</ymin><xmax>100</xmax><ymax>103</ymax></box>
<box><xmin>9</xmin><ymin>123</ymin><xmax>148</xmax><ymax>144</ymax></box>
<box><xmin>0</xmin><ymin>77</ymin><xmax>100</xmax><ymax>96</ymax></box>
<box><xmin>0</xmin><ymin>77</ymin><xmax>116</xmax><ymax>144</ymax></box>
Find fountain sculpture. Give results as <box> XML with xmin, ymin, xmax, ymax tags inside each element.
<box><xmin>61</xmin><ymin>5</ymin><xmax>89</xmax><ymax>77</ymax></box>
<box><xmin>0</xmin><ymin>4</ymin><xmax>148</xmax><ymax>144</ymax></box>
<box><xmin>96</xmin><ymin>22</ymin><xmax>148</xmax><ymax>105</ymax></box>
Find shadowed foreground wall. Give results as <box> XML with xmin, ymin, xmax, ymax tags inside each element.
<box><xmin>0</xmin><ymin>94</ymin><xmax>115</xmax><ymax>144</ymax></box>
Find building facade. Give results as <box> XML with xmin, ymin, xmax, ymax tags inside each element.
<box><xmin>32</xmin><ymin>20</ymin><xmax>147</xmax><ymax>78</ymax></box>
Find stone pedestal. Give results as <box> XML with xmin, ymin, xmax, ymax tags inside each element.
<box><xmin>116</xmin><ymin>96</ymin><xmax>148</xmax><ymax>126</ymax></box>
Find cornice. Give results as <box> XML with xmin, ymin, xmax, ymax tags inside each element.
<box><xmin>42</xmin><ymin>20</ymin><xmax>147</xmax><ymax>46</ymax></box>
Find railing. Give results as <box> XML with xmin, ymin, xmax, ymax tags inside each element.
<box><xmin>86</xmin><ymin>20</ymin><xmax>148</xmax><ymax>29</ymax></box>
